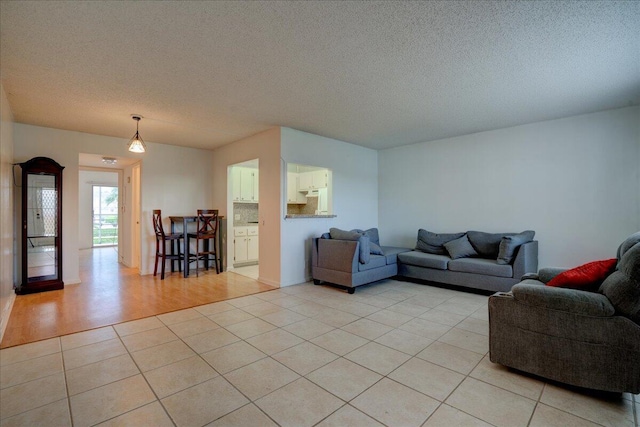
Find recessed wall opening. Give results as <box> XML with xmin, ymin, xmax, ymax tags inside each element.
<box><xmin>227</xmin><ymin>158</ymin><xmax>259</xmax><ymax>280</ymax></box>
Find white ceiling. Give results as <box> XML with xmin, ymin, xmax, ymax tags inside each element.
<box><xmin>1</xmin><ymin>1</ymin><xmax>638</xmax><ymax>151</ymax></box>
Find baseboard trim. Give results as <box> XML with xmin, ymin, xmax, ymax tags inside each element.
<box><xmin>257</xmin><ymin>277</ymin><xmax>280</xmax><ymax>288</ymax></box>
<box><xmin>0</xmin><ymin>292</ymin><xmax>16</xmax><ymax>344</ymax></box>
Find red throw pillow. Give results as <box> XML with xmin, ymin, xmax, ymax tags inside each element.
<box><xmin>546</xmin><ymin>259</ymin><xmax>617</xmax><ymax>290</ymax></box>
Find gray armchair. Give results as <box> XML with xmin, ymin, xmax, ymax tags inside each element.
<box><xmin>489</xmin><ymin>232</ymin><xmax>640</xmax><ymax>393</ymax></box>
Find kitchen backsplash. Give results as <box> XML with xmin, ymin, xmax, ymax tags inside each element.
<box><xmin>233</xmin><ymin>202</ymin><xmax>258</xmax><ymax>225</ymax></box>
<box><xmin>287</xmin><ymin>197</ymin><xmax>318</xmax><ymax>215</ymax></box>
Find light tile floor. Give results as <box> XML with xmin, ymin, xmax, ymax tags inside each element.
<box><xmin>0</xmin><ymin>279</ymin><xmax>638</xmax><ymax>427</ymax></box>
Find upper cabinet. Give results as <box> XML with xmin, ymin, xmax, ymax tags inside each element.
<box><xmin>299</xmin><ymin>169</ymin><xmax>328</xmax><ymax>190</ymax></box>
<box><xmin>232</xmin><ymin>166</ymin><xmax>259</xmax><ymax>203</ymax></box>
<box><xmin>287</xmin><ymin>172</ymin><xmax>307</xmax><ymax>204</ymax></box>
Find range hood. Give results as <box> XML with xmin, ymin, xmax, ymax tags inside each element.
<box><xmin>305</xmin><ymin>189</ymin><xmax>320</xmax><ymax>197</ymax></box>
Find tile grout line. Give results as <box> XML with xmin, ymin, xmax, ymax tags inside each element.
<box><xmin>130</xmin><ymin>308</ymin><xmax>299</xmax><ymax>426</ymax></box>
<box><xmin>631</xmin><ymin>394</ymin><xmax>638</xmax><ymax>427</ymax></box>
<box><xmin>109</xmin><ymin>319</ymin><xmax>178</xmax><ymax>427</ymax></box>
<box><xmin>59</xmin><ymin>336</ymin><xmax>76</xmax><ymax>427</ymax></box>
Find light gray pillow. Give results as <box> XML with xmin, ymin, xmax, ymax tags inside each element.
<box><xmin>363</xmin><ymin>228</ymin><xmax>380</xmax><ymax>246</ymax></box>
<box><xmin>351</xmin><ymin>228</ymin><xmax>380</xmax><ymax>246</ymax></box>
<box><xmin>329</xmin><ymin>228</ymin><xmax>370</xmax><ymax>263</ymax></box>
<box><xmin>416</xmin><ymin>229</ymin><xmax>465</xmax><ymax>255</ymax></box>
<box><xmin>444</xmin><ymin>235</ymin><xmax>478</xmax><ymax>259</ymax></box>
<box><xmin>497</xmin><ymin>230</ymin><xmax>535</xmax><ymax>265</ymax></box>
<box><xmin>467</xmin><ymin>231</ymin><xmax>515</xmax><ymax>258</ymax></box>
<box><xmin>330</xmin><ymin>228</ymin><xmax>361</xmax><ymax>241</ymax></box>
<box><xmin>357</xmin><ymin>235</ymin><xmax>371</xmax><ymax>264</ymax></box>
<box><xmin>370</xmin><ymin>242</ymin><xmax>384</xmax><ymax>255</ymax></box>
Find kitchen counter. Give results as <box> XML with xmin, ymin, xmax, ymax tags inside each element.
<box><xmin>285</xmin><ymin>214</ymin><xmax>337</xmax><ymax>219</ymax></box>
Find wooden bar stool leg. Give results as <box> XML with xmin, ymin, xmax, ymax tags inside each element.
<box><xmin>161</xmin><ymin>241</ymin><xmax>166</xmax><ymax>280</ymax></box>
<box><xmin>154</xmin><ymin>239</ymin><xmax>159</xmax><ymax>277</ymax></box>
<box><xmin>204</xmin><ymin>240</ymin><xmax>209</xmax><ymax>271</ymax></box>
<box><xmin>170</xmin><ymin>239</ymin><xmax>175</xmax><ymax>272</ymax></box>
<box><xmin>178</xmin><ymin>239</ymin><xmax>182</xmax><ymax>273</ymax></box>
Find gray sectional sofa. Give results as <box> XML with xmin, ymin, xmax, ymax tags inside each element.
<box><xmin>312</xmin><ymin>228</ymin><xmax>538</xmax><ymax>294</ymax></box>
<box><xmin>398</xmin><ymin>230</ymin><xmax>539</xmax><ymax>293</ymax></box>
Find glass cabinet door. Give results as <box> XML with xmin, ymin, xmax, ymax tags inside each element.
<box><xmin>26</xmin><ymin>174</ymin><xmax>59</xmax><ymax>282</ymax></box>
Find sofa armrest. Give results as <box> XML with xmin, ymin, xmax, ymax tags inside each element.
<box><xmin>537</xmin><ymin>268</ymin><xmax>567</xmax><ymax>283</ymax></box>
<box><xmin>512</xmin><ymin>241</ymin><xmax>538</xmax><ymax>279</ymax></box>
<box><xmin>520</xmin><ymin>268</ymin><xmax>568</xmax><ymax>282</ymax></box>
<box><xmin>511</xmin><ymin>282</ymin><xmax>615</xmax><ymax>317</ymax></box>
<box><xmin>316</xmin><ymin>238</ymin><xmax>359</xmax><ymax>273</ymax></box>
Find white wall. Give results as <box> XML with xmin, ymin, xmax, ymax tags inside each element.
<box><xmin>210</xmin><ymin>128</ymin><xmax>282</xmax><ymax>287</ymax></box>
<box><xmin>13</xmin><ymin>124</ymin><xmax>214</xmax><ymax>282</ymax></box>
<box><xmin>379</xmin><ymin>106</ymin><xmax>640</xmax><ymax>269</ymax></box>
<box><xmin>0</xmin><ymin>82</ymin><xmax>15</xmax><ymax>341</ymax></box>
<box><xmin>78</xmin><ymin>169</ymin><xmax>119</xmax><ymax>249</ymax></box>
<box><xmin>280</xmin><ymin>127</ymin><xmax>379</xmax><ymax>286</ymax></box>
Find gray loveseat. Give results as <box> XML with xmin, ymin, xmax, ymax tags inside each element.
<box><xmin>311</xmin><ymin>228</ymin><xmax>410</xmax><ymax>293</ymax></box>
<box><xmin>398</xmin><ymin>230</ymin><xmax>539</xmax><ymax>293</ymax></box>
<box><xmin>489</xmin><ymin>232</ymin><xmax>640</xmax><ymax>393</ymax></box>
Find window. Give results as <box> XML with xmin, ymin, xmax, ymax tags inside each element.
<box><xmin>92</xmin><ymin>185</ymin><xmax>118</xmax><ymax>246</ymax></box>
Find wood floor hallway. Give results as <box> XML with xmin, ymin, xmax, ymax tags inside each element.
<box><xmin>1</xmin><ymin>247</ymin><xmax>276</xmax><ymax>349</ymax></box>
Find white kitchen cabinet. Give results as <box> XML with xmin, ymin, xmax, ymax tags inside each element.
<box><xmin>287</xmin><ymin>172</ymin><xmax>307</xmax><ymax>204</ymax></box>
<box><xmin>299</xmin><ymin>170</ymin><xmax>328</xmax><ymax>190</ymax></box>
<box><xmin>247</xmin><ymin>228</ymin><xmax>259</xmax><ymax>261</ymax></box>
<box><xmin>233</xmin><ymin>226</ymin><xmax>258</xmax><ymax>265</ymax></box>
<box><xmin>232</xmin><ymin>167</ymin><xmax>259</xmax><ymax>203</ymax></box>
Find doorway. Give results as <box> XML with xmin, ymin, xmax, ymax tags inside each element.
<box><xmin>78</xmin><ymin>154</ymin><xmax>142</xmax><ymax>277</ymax></box>
<box><xmin>227</xmin><ymin>159</ymin><xmax>259</xmax><ymax>280</ymax></box>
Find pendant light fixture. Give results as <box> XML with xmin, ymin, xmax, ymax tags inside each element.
<box><xmin>127</xmin><ymin>115</ymin><xmax>146</xmax><ymax>153</ymax></box>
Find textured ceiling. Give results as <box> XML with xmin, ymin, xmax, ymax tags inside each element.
<box><xmin>1</xmin><ymin>1</ymin><xmax>638</xmax><ymax>151</ymax></box>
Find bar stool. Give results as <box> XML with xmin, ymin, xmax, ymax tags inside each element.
<box><xmin>188</xmin><ymin>209</ymin><xmax>219</xmax><ymax>276</ymax></box>
<box><xmin>152</xmin><ymin>210</ymin><xmax>183</xmax><ymax>279</ymax></box>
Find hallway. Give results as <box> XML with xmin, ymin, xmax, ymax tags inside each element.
<box><xmin>1</xmin><ymin>247</ymin><xmax>276</xmax><ymax>348</ymax></box>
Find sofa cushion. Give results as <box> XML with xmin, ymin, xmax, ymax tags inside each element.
<box><xmin>363</xmin><ymin>228</ymin><xmax>380</xmax><ymax>246</ymax></box>
<box><xmin>599</xmin><ymin>242</ymin><xmax>640</xmax><ymax>323</ymax></box>
<box><xmin>497</xmin><ymin>230</ymin><xmax>535</xmax><ymax>265</ymax></box>
<box><xmin>547</xmin><ymin>258</ymin><xmax>617</xmax><ymax>291</ymax></box>
<box><xmin>444</xmin><ymin>235</ymin><xmax>478</xmax><ymax>259</ymax></box>
<box><xmin>415</xmin><ymin>229</ymin><xmax>465</xmax><ymax>255</ymax></box>
<box><xmin>381</xmin><ymin>246</ymin><xmax>411</xmax><ymax>265</ymax></box>
<box><xmin>370</xmin><ymin>242</ymin><xmax>384</xmax><ymax>255</ymax></box>
<box><xmin>352</xmin><ymin>228</ymin><xmax>381</xmax><ymax>246</ymax></box>
<box><xmin>448</xmin><ymin>258</ymin><xmax>513</xmax><ymax>278</ymax></box>
<box><xmin>330</xmin><ymin>228</ymin><xmax>361</xmax><ymax>241</ymax></box>
<box><xmin>358</xmin><ymin>254</ymin><xmax>387</xmax><ymax>272</ymax></box>
<box><xmin>398</xmin><ymin>251</ymin><xmax>450</xmax><ymax>270</ymax></box>
<box><xmin>467</xmin><ymin>231</ymin><xmax>515</xmax><ymax>259</ymax></box>
<box><xmin>329</xmin><ymin>228</ymin><xmax>370</xmax><ymax>264</ymax></box>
